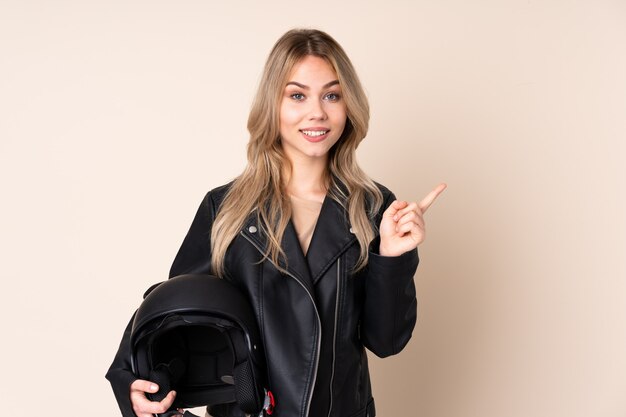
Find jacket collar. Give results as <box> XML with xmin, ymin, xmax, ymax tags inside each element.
<box><xmin>306</xmin><ymin>195</ymin><xmax>356</xmax><ymax>283</ymax></box>
<box><xmin>240</xmin><ymin>194</ymin><xmax>357</xmax><ymax>290</ymax></box>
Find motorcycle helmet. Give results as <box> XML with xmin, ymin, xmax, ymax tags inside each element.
<box><xmin>130</xmin><ymin>274</ymin><xmax>272</xmax><ymax>417</ymax></box>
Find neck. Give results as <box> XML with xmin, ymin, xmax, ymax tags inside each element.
<box><xmin>283</xmin><ymin>155</ymin><xmax>328</xmax><ymax>202</ymax></box>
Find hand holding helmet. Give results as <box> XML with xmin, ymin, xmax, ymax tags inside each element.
<box><xmin>129</xmin><ymin>274</ymin><xmax>272</xmax><ymax>417</ymax></box>
<box><xmin>129</xmin><ymin>379</ymin><xmax>179</xmax><ymax>417</ymax></box>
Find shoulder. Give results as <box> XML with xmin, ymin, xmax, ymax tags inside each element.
<box><xmin>202</xmin><ymin>181</ymin><xmax>235</xmax><ymax>212</ymax></box>
<box><xmin>373</xmin><ymin>181</ymin><xmax>395</xmax><ymax>202</ymax></box>
<box><xmin>372</xmin><ymin>181</ymin><xmax>397</xmax><ymax>211</ymax></box>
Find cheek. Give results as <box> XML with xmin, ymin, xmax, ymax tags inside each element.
<box><xmin>279</xmin><ymin>104</ymin><xmax>302</xmax><ymax>128</ymax></box>
<box><xmin>332</xmin><ymin>107</ymin><xmax>347</xmax><ymax>131</ymax></box>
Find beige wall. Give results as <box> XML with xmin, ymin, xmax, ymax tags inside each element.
<box><xmin>1</xmin><ymin>1</ymin><xmax>625</xmax><ymax>416</ymax></box>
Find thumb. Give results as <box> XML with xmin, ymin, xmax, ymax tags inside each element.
<box><xmin>384</xmin><ymin>200</ymin><xmax>408</xmax><ymax>218</ymax></box>
<box><xmin>131</xmin><ymin>379</ymin><xmax>160</xmax><ymax>393</ymax></box>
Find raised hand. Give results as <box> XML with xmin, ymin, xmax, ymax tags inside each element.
<box><xmin>379</xmin><ymin>183</ymin><xmax>447</xmax><ymax>257</ymax></box>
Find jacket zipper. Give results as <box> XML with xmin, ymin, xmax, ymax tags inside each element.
<box><xmin>240</xmin><ymin>231</ymin><xmax>322</xmax><ymax>417</ymax></box>
<box><xmin>327</xmin><ymin>258</ymin><xmax>341</xmax><ymax>417</ymax></box>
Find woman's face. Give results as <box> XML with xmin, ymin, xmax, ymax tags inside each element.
<box><xmin>279</xmin><ymin>55</ymin><xmax>347</xmax><ymax>164</ymax></box>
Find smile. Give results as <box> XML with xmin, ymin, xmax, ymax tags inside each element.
<box><xmin>301</xmin><ymin>130</ymin><xmax>329</xmax><ymax>137</ymax></box>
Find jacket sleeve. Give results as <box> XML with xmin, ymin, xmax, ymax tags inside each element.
<box><xmin>105</xmin><ymin>315</ymin><xmax>139</xmax><ymax>417</ymax></box>
<box><xmin>360</xmin><ymin>190</ymin><xmax>419</xmax><ymax>358</ymax></box>
<box><xmin>105</xmin><ymin>191</ymin><xmax>216</xmax><ymax>416</ymax></box>
<box><xmin>168</xmin><ymin>190</ymin><xmax>216</xmax><ymax>278</ymax></box>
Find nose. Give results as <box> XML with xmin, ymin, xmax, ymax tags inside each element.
<box><xmin>308</xmin><ymin>98</ymin><xmax>327</xmax><ymax>120</ymax></box>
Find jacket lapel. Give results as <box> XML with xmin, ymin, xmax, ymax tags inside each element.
<box><xmin>241</xmin><ymin>212</ymin><xmax>316</xmax><ymax>297</ymax></box>
<box><xmin>240</xmin><ymin>194</ymin><xmax>357</xmax><ymax>289</ymax></box>
<box><xmin>306</xmin><ymin>195</ymin><xmax>357</xmax><ymax>284</ymax></box>
<box><xmin>281</xmin><ymin>219</ymin><xmax>316</xmax><ymax>292</ymax></box>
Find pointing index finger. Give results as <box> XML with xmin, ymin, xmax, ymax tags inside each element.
<box><xmin>418</xmin><ymin>183</ymin><xmax>447</xmax><ymax>213</ymax></box>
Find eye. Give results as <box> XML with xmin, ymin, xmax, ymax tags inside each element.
<box><xmin>324</xmin><ymin>92</ymin><xmax>341</xmax><ymax>102</ymax></box>
<box><xmin>290</xmin><ymin>92</ymin><xmax>305</xmax><ymax>101</ymax></box>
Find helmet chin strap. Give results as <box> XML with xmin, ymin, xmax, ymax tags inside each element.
<box><xmin>159</xmin><ymin>389</ymin><xmax>275</xmax><ymax>417</ymax></box>
<box><xmin>155</xmin><ymin>411</ymin><xmax>199</xmax><ymax>417</ymax></box>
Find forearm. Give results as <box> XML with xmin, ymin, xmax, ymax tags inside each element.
<box><xmin>360</xmin><ymin>246</ymin><xmax>419</xmax><ymax>357</ymax></box>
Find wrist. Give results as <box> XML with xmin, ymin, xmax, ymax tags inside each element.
<box><xmin>379</xmin><ymin>243</ymin><xmax>397</xmax><ymax>257</ymax></box>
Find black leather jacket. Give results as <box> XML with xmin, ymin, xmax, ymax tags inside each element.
<box><xmin>106</xmin><ymin>182</ymin><xmax>419</xmax><ymax>417</ymax></box>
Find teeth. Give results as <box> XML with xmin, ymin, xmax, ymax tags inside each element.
<box><xmin>302</xmin><ymin>130</ymin><xmax>328</xmax><ymax>137</ymax></box>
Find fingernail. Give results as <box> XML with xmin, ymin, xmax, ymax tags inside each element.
<box><xmin>150</xmin><ymin>384</ymin><xmax>158</xmax><ymax>391</ymax></box>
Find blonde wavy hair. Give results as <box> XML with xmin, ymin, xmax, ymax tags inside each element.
<box><xmin>211</xmin><ymin>28</ymin><xmax>383</xmax><ymax>276</ymax></box>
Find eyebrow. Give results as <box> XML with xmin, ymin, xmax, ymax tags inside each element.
<box><xmin>285</xmin><ymin>80</ymin><xmax>340</xmax><ymax>89</ymax></box>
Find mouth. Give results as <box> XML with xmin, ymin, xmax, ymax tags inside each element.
<box><xmin>300</xmin><ymin>129</ymin><xmax>329</xmax><ymax>138</ymax></box>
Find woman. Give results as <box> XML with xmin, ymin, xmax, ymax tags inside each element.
<box><xmin>107</xmin><ymin>28</ymin><xmax>445</xmax><ymax>417</ymax></box>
